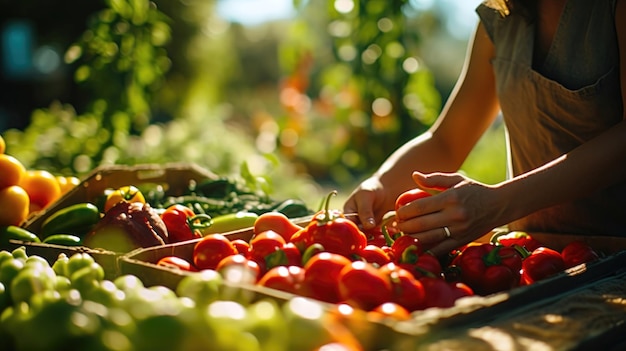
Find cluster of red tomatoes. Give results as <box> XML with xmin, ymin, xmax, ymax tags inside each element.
<box><xmin>157</xmin><ymin>190</ymin><xmax>601</xmax><ymax>317</ymax></box>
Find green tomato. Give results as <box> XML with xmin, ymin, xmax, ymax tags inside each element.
<box><xmin>51</xmin><ymin>253</ymin><xmax>70</xmax><ymax>277</ymax></box>
<box><xmin>0</xmin><ymin>282</ymin><xmax>7</xmax><ymax>312</ymax></box>
<box><xmin>113</xmin><ymin>274</ymin><xmax>144</xmax><ymax>293</ymax></box>
<box><xmin>10</xmin><ymin>265</ymin><xmax>56</xmax><ymax>305</ymax></box>
<box><xmin>0</xmin><ymin>258</ymin><xmax>25</xmax><ymax>287</ymax></box>
<box><xmin>131</xmin><ymin>314</ymin><xmax>191</xmax><ymax>351</ymax></box>
<box><xmin>66</xmin><ymin>253</ymin><xmax>96</xmax><ymax>277</ymax></box>
<box><xmin>11</xmin><ymin>246</ymin><xmax>28</xmax><ymax>261</ymax></box>
<box><xmin>24</xmin><ymin>256</ymin><xmax>51</xmax><ymax>272</ymax></box>
<box><xmin>176</xmin><ymin>270</ymin><xmax>223</xmax><ymax>306</ymax></box>
<box><xmin>82</xmin><ymin>280</ymin><xmax>125</xmax><ymax>307</ymax></box>
<box><xmin>0</xmin><ymin>250</ymin><xmax>13</xmax><ymax>267</ymax></box>
<box><xmin>70</xmin><ymin>262</ymin><xmax>105</xmax><ymax>295</ymax></box>
<box><xmin>282</xmin><ymin>297</ymin><xmax>334</xmax><ymax>351</ymax></box>
<box><xmin>244</xmin><ymin>299</ymin><xmax>289</xmax><ymax>351</ymax></box>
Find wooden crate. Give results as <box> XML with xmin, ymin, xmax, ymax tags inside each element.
<box><xmin>1</xmin><ymin>163</ymin><xmax>218</xmax><ymax>278</ymax></box>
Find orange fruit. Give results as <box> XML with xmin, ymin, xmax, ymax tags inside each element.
<box><xmin>20</xmin><ymin>170</ymin><xmax>62</xmax><ymax>210</ymax></box>
<box><xmin>56</xmin><ymin>176</ymin><xmax>80</xmax><ymax>196</ymax></box>
<box><xmin>0</xmin><ymin>154</ymin><xmax>26</xmax><ymax>189</ymax></box>
<box><xmin>0</xmin><ymin>134</ymin><xmax>5</xmax><ymax>154</ymax></box>
<box><xmin>0</xmin><ymin>185</ymin><xmax>30</xmax><ymax>226</ymax></box>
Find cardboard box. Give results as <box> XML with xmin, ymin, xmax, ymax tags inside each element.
<box><xmin>2</xmin><ymin>163</ymin><xmax>218</xmax><ymax>278</ymax></box>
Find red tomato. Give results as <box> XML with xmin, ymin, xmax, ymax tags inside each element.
<box><xmin>391</xmin><ymin>234</ymin><xmax>423</xmax><ymax>263</ymax></box>
<box><xmin>264</xmin><ymin>242</ymin><xmax>303</xmax><ymax>271</ymax></box>
<box><xmin>419</xmin><ymin>276</ymin><xmax>472</xmax><ymax>309</ymax></box>
<box><xmin>397</xmin><ymin>252</ymin><xmax>443</xmax><ymax>280</ymax></box>
<box><xmin>156</xmin><ymin>256</ymin><xmax>197</xmax><ymax>272</ymax></box>
<box><xmin>362</xmin><ymin>226</ymin><xmax>387</xmax><ymax>247</ymax></box>
<box><xmin>231</xmin><ymin>239</ymin><xmax>250</xmax><ymax>255</ymax></box>
<box><xmin>257</xmin><ymin>265</ymin><xmax>305</xmax><ymax>295</ymax></box>
<box><xmin>355</xmin><ymin>245</ymin><xmax>391</xmax><ymax>266</ymax></box>
<box><xmin>215</xmin><ymin>254</ymin><xmax>261</xmax><ymax>284</ymax></box>
<box><xmin>161</xmin><ymin>204</ymin><xmax>203</xmax><ymax>243</ymax></box>
<box><xmin>561</xmin><ymin>240</ymin><xmax>599</xmax><ymax>268</ymax></box>
<box><xmin>521</xmin><ymin>247</ymin><xmax>565</xmax><ymax>284</ymax></box>
<box><xmin>338</xmin><ymin>261</ymin><xmax>393</xmax><ymax>311</ymax></box>
<box><xmin>253</xmin><ymin>211</ymin><xmax>303</xmax><ymax>241</ymax></box>
<box><xmin>295</xmin><ymin>191</ymin><xmax>367</xmax><ymax>258</ymax></box>
<box><xmin>303</xmin><ymin>252</ymin><xmax>352</xmax><ymax>303</ymax></box>
<box><xmin>395</xmin><ymin>188</ymin><xmax>431</xmax><ymax>211</ymax></box>
<box><xmin>193</xmin><ymin>234</ymin><xmax>238</xmax><ymax>270</ymax></box>
<box><xmin>379</xmin><ymin>262</ymin><xmax>425</xmax><ymax>312</ymax></box>
<box><xmin>249</xmin><ymin>230</ymin><xmax>287</xmax><ymax>262</ymax></box>
<box><xmin>304</xmin><ymin>217</ymin><xmax>368</xmax><ymax>258</ymax></box>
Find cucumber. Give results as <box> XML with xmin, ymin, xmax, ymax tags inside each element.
<box><xmin>0</xmin><ymin>226</ymin><xmax>41</xmax><ymax>245</ymax></box>
<box><xmin>40</xmin><ymin>203</ymin><xmax>101</xmax><ymax>239</ymax></box>
<box><xmin>42</xmin><ymin>234</ymin><xmax>82</xmax><ymax>246</ymax></box>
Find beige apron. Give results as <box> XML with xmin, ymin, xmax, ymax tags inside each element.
<box><xmin>476</xmin><ymin>1</ymin><xmax>625</xmax><ymax>237</ymax></box>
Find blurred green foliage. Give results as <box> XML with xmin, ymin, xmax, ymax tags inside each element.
<box><xmin>3</xmin><ymin>0</ymin><xmax>505</xmax><ymax>207</ymax></box>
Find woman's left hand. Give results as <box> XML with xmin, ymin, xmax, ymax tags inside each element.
<box><xmin>395</xmin><ymin>171</ymin><xmax>502</xmax><ymax>256</ymax></box>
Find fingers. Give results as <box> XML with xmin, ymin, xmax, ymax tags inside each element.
<box><xmin>343</xmin><ymin>192</ymin><xmax>377</xmax><ymax>230</ymax></box>
<box><xmin>412</xmin><ymin>171</ymin><xmax>464</xmax><ymax>193</ymax></box>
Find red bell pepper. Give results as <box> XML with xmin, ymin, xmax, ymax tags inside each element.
<box><xmin>521</xmin><ymin>247</ymin><xmax>565</xmax><ymax>284</ymax></box>
<box><xmin>457</xmin><ymin>243</ymin><xmax>525</xmax><ymax>295</ymax></box>
<box><xmin>560</xmin><ymin>240</ymin><xmax>600</xmax><ymax>268</ymax></box>
<box><xmin>491</xmin><ymin>230</ymin><xmax>543</xmax><ymax>252</ymax></box>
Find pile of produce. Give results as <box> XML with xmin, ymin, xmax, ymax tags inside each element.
<box><xmin>0</xmin><ymin>247</ymin><xmax>365</xmax><ymax>351</ymax></box>
<box><xmin>0</xmin><ymin>134</ymin><xmax>78</xmax><ymax>228</ymax></box>
<box><xmin>152</xmin><ymin>190</ymin><xmax>602</xmax><ymax>318</ymax></box>
<box><xmin>1</xmin><ymin>170</ymin><xmax>312</xmax><ymax>253</ymax></box>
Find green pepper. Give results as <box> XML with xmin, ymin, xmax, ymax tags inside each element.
<box><xmin>199</xmin><ymin>212</ymin><xmax>259</xmax><ymax>236</ymax></box>
<box><xmin>42</xmin><ymin>234</ymin><xmax>82</xmax><ymax>247</ymax></box>
<box><xmin>0</xmin><ymin>226</ymin><xmax>41</xmax><ymax>246</ymax></box>
<box><xmin>40</xmin><ymin>203</ymin><xmax>101</xmax><ymax>239</ymax></box>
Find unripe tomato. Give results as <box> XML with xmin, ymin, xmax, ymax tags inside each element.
<box><xmin>0</xmin><ymin>185</ymin><xmax>30</xmax><ymax>226</ymax></box>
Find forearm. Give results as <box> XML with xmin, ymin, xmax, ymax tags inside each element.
<box><xmin>496</xmin><ymin>121</ymin><xmax>626</xmax><ymax>224</ymax></box>
<box><xmin>373</xmin><ymin>131</ymin><xmax>464</xmax><ymax>200</ymax></box>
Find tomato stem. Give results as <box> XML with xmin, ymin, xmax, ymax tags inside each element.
<box><xmin>188</xmin><ymin>214</ymin><xmax>212</xmax><ymax>231</ymax></box>
<box><xmin>380</xmin><ymin>211</ymin><xmax>397</xmax><ymax>247</ymax></box>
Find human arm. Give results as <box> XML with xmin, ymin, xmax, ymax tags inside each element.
<box><xmin>342</xmin><ymin>22</ymin><xmax>501</xmax><ymax>229</ymax></box>
<box><xmin>396</xmin><ymin>0</ymin><xmax>626</xmax><ymax>256</ymax></box>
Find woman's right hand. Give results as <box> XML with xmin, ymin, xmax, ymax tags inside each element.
<box><xmin>342</xmin><ymin>176</ymin><xmax>397</xmax><ymax>230</ymax></box>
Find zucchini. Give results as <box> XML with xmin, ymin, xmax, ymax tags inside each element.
<box><xmin>40</xmin><ymin>203</ymin><xmax>101</xmax><ymax>239</ymax></box>
<box><xmin>0</xmin><ymin>225</ymin><xmax>41</xmax><ymax>245</ymax></box>
<box><xmin>42</xmin><ymin>234</ymin><xmax>82</xmax><ymax>246</ymax></box>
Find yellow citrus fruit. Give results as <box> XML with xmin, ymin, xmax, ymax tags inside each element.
<box><xmin>20</xmin><ymin>170</ymin><xmax>62</xmax><ymax>210</ymax></box>
<box><xmin>0</xmin><ymin>154</ymin><xmax>26</xmax><ymax>189</ymax></box>
<box><xmin>56</xmin><ymin>176</ymin><xmax>80</xmax><ymax>196</ymax></box>
<box><xmin>0</xmin><ymin>185</ymin><xmax>30</xmax><ymax>226</ymax></box>
<box><xmin>0</xmin><ymin>134</ymin><xmax>5</xmax><ymax>154</ymax></box>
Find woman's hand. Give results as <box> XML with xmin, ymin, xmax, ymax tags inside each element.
<box><xmin>342</xmin><ymin>176</ymin><xmax>397</xmax><ymax>230</ymax></box>
<box><xmin>396</xmin><ymin>171</ymin><xmax>503</xmax><ymax>256</ymax></box>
